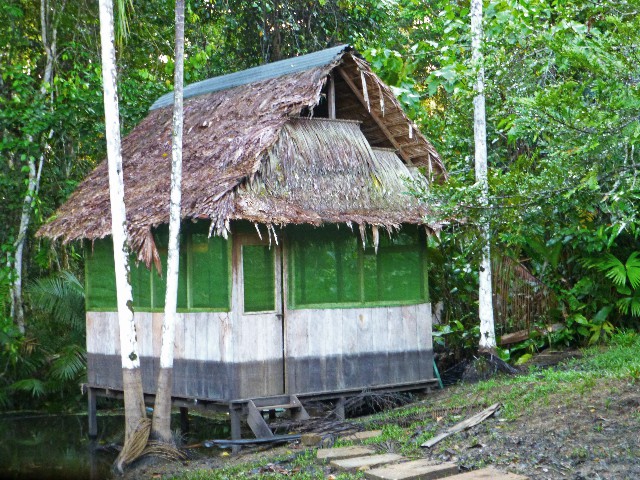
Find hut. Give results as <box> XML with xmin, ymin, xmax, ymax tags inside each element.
<box><xmin>38</xmin><ymin>45</ymin><xmax>447</xmax><ymax>438</ymax></box>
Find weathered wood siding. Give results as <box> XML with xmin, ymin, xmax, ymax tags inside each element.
<box><xmin>86</xmin><ymin>309</ymin><xmax>285</xmax><ymax>400</ymax></box>
<box><xmin>284</xmin><ymin>303</ymin><xmax>433</xmax><ymax>394</ymax></box>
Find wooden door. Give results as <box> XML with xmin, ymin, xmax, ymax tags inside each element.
<box><xmin>231</xmin><ymin>233</ymin><xmax>284</xmax><ymax>399</ymax></box>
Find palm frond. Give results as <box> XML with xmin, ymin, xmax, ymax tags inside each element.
<box><xmin>625</xmin><ymin>252</ymin><xmax>640</xmax><ymax>290</ymax></box>
<box><xmin>27</xmin><ymin>271</ymin><xmax>85</xmax><ymax>330</ymax></box>
<box><xmin>617</xmin><ymin>296</ymin><xmax>640</xmax><ymax>317</ymax></box>
<box><xmin>49</xmin><ymin>344</ymin><xmax>87</xmax><ymax>381</ymax></box>
<box><xmin>10</xmin><ymin>379</ymin><xmax>46</xmax><ymax>398</ymax></box>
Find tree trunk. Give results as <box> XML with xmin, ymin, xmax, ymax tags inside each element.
<box><xmin>470</xmin><ymin>0</ymin><xmax>496</xmax><ymax>351</ymax></box>
<box><xmin>10</xmin><ymin>0</ymin><xmax>59</xmax><ymax>334</ymax></box>
<box><xmin>97</xmin><ymin>0</ymin><xmax>147</xmax><ymax>469</ymax></box>
<box><xmin>151</xmin><ymin>0</ymin><xmax>185</xmax><ymax>444</ymax></box>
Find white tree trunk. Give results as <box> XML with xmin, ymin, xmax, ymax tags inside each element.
<box><xmin>471</xmin><ymin>0</ymin><xmax>496</xmax><ymax>351</ymax></box>
<box><xmin>97</xmin><ymin>0</ymin><xmax>146</xmax><ymax>450</ymax></box>
<box><xmin>151</xmin><ymin>0</ymin><xmax>185</xmax><ymax>444</ymax></box>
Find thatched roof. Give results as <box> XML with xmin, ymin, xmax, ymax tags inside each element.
<box><xmin>38</xmin><ymin>45</ymin><xmax>445</xmax><ymax>266</ymax></box>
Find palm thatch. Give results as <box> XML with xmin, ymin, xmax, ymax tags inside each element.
<box><xmin>38</xmin><ymin>46</ymin><xmax>445</xmax><ymax>267</ymax></box>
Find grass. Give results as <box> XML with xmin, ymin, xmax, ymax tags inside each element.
<box><xmin>168</xmin><ymin>331</ymin><xmax>640</xmax><ymax>479</ymax></box>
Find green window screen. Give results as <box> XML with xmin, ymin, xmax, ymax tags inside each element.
<box><xmin>243</xmin><ymin>245</ymin><xmax>275</xmax><ymax>312</ymax></box>
<box><xmin>152</xmin><ymin>230</ymin><xmax>188</xmax><ymax>309</ymax></box>
<box><xmin>131</xmin><ymin>260</ymin><xmax>152</xmax><ymax>309</ymax></box>
<box><xmin>84</xmin><ymin>224</ymin><xmax>230</xmax><ymax>312</ymax></box>
<box><xmin>85</xmin><ymin>239</ymin><xmax>117</xmax><ymax>310</ymax></box>
<box><xmin>288</xmin><ymin>226</ymin><xmax>426</xmax><ymax>309</ymax></box>
<box><xmin>190</xmin><ymin>233</ymin><xmax>229</xmax><ymax>309</ymax></box>
<box><xmin>290</xmin><ymin>234</ymin><xmax>360</xmax><ymax>306</ymax></box>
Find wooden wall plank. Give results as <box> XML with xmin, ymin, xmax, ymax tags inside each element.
<box><xmin>183</xmin><ymin>313</ymin><xmax>196</xmax><ymax>360</ymax></box>
<box><xmin>174</xmin><ymin>312</ymin><xmax>185</xmax><ymax>359</ymax></box>
<box><xmin>193</xmin><ymin>313</ymin><xmax>207</xmax><ymax>361</ymax></box>
<box><xmin>152</xmin><ymin>312</ymin><xmax>163</xmax><ymax>358</ymax></box>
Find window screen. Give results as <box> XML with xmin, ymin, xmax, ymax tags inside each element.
<box><xmin>290</xmin><ymin>233</ymin><xmax>360</xmax><ymax>306</ymax></box>
<box><xmin>151</xmin><ymin>230</ymin><xmax>187</xmax><ymax>309</ymax></box>
<box><xmin>190</xmin><ymin>233</ymin><xmax>229</xmax><ymax>309</ymax></box>
<box><xmin>85</xmin><ymin>224</ymin><xmax>230</xmax><ymax>312</ymax></box>
<box><xmin>288</xmin><ymin>225</ymin><xmax>426</xmax><ymax>309</ymax></box>
<box><xmin>242</xmin><ymin>245</ymin><xmax>276</xmax><ymax>312</ymax></box>
<box><xmin>85</xmin><ymin>239</ymin><xmax>117</xmax><ymax>310</ymax></box>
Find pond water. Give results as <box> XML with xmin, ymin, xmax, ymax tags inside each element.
<box><xmin>0</xmin><ymin>410</ymin><xmax>230</xmax><ymax>480</ymax></box>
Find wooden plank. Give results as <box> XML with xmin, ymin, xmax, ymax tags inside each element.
<box><xmin>317</xmin><ymin>446</ymin><xmax>375</xmax><ymax>462</ymax></box>
<box><xmin>499</xmin><ymin>329</ymin><xmax>530</xmax><ymax>346</ymax></box>
<box><xmin>183</xmin><ymin>313</ymin><xmax>196</xmax><ymax>360</ymax></box>
<box><xmin>444</xmin><ymin>467</ymin><xmax>528</xmax><ymax>480</ymax></box>
<box><xmin>194</xmin><ymin>313</ymin><xmax>208</xmax><ymax>361</ymax></box>
<box><xmin>110</xmin><ymin>312</ymin><xmax>121</xmax><ymax>355</ymax></box>
<box><xmin>219</xmin><ymin>312</ymin><xmax>232</xmax><ymax>363</ymax></box>
<box><xmin>152</xmin><ymin>312</ymin><xmax>163</xmax><ymax>358</ymax></box>
<box><xmin>85</xmin><ymin>313</ymin><xmax>96</xmax><ymax>354</ymax></box>
<box><xmin>331</xmin><ymin>454</ymin><xmax>403</xmax><ymax>471</ymax></box>
<box><xmin>328</xmin><ymin>73</ymin><xmax>336</xmax><ymax>119</ymax></box>
<box><xmin>174</xmin><ymin>310</ymin><xmax>185</xmax><ymax>359</ymax></box>
<box><xmin>421</xmin><ymin>403</ymin><xmax>501</xmax><ymax>448</ymax></box>
<box><xmin>365</xmin><ymin>460</ymin><xmax>458</xmax><ymax>480</ymax></box>
<box><xmin>246</xmin><ymin>400</ymin><xmax>274</xmax><ymax>439</ymax></box>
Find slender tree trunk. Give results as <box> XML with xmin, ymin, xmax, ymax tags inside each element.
<box><xmin>151</xmin><ymin>0</ymin><xmax>184</xmax><ymax>444</ymax></box>
<box><xmin>10</xmin><ymin>0</ymin><xmax>59</xmax><ymax>334</ymax></box>
<box><xmin>471</xmin><ymin>0</ymin><xmax>496</xmax><ymax>351</ymax></box>
<box><xmin>97</xmin><ymin>0</ymin><xmax>147</xmax><ymax>469</ymax></box>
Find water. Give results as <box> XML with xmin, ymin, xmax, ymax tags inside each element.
<box><xmin>0</xmin><ymin>411</ymin><xmax>230</xmax><ymax>480</ymax></box>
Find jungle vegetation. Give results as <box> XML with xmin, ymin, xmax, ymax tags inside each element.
<box><xmin>1</xmin><ymin>0</ymin><xmax>639</xmax><ymax>410</ymax></box>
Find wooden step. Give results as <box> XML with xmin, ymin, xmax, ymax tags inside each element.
<box><xmin>317</xmin><ymin>446</ymin><xmax>376</xmax><ymax>462</ymax></box>
<box><xmin>331</xmin><ymin>453</ymin><xmax>404</xmax><ymax>471</ymax></box>
<box><xmin>364</xmin><ymin>459</ymin><xmax>458</xmax><ymax>480</ymax></box>
<box><xmin>444</xmin><ymin>466</ymin><xmax>528</xmax><ymax>479</ymax></box>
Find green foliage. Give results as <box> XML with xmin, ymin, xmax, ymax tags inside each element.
<box><xmin>0</xmin><ymin>271</ymin><xmax>86</xmax><ymax>410</ymax></box>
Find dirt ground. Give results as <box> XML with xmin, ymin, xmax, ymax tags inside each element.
<box><xmin>420</xmin><ymin>378</ymin><xmax>640</xmax><ymax>480</ymax></box>
<box><xmin>122</xmin><ymin>376</ymin><xmax>640</xmax><ymax>480</ymax></box>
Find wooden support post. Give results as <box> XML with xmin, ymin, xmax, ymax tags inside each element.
<box><xmin>229</xmin><ymin>404</ymin><xmax>242</xmax><ymax>454</ymax></box>
<box><xmin>328</xmin><ymin>74</ymin><xmax>336</xmax><ymax>119</ymax></box>
<box><xmin>180</xmin><ymin>407</ymin><xmax>189</xmax><ymax>434</ymax></box>
<box><xmin>335</xmin><ymin>396</ymin><xmax>346</xmax><ymax>421</ymax></box>
<box><xmin>88</xmin><ymin>387</ymin><xmax>98</xmax><ymax>439</ymax></box>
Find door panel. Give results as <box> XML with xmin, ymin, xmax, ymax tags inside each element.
<box><xmin>231</xmin><ymin>233</ymin><xmax>284</xmax><ymax>398</ymax></box>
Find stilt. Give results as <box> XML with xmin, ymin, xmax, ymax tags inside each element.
<box><xmin>180</xmin><ymin>407</ymin><xmax>189</xmax><ymax>434</ymax></box>
<box><xmin>88</xmin><ymin>387</ymin><xmax>98</xmax><ymax>439</ymax></box>
<box><xmin>229</xmin><ymin>404</ymin><xmax>242</xmax><ymax>454</ymax></box>
<box><xmin>335</xmin><ymin>396</ymin><xmax>346</xmax><ymax>421</ymax></box>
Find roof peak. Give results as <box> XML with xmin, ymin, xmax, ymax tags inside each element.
<box><xmin>150</xmin><ymin>44</ymin><xmax>353</xmax><ymax>111</ymax></box>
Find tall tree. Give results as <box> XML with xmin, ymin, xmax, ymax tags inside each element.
<box><xmin>151</xmin><ymin>0</ymin><xmax>184</xmax><ymax>444</ymax></box>
<box><xmin>470</xmin><ymin>0</ymin><xmax>496</xmax><ymax>350</ymax></box>
<box><xmin>9</xmin><ymin>0</ymin><xmax>62</xmax><ymax>334</ymax></box>
<box><xmin>97</xmin><ymin>0</ymin><xmax>148</xmax><ymax>470</ymax></box>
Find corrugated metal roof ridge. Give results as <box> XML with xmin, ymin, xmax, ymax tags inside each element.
<box><xmin>150</xmin><ymin>44</ymin><xmax>351</xmax><ymax>111</ymax></box>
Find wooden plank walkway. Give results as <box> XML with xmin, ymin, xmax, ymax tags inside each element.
<box><xmin>316</xmin><ymin>432</ymin><xmax>529</xmax><ymax>480</ymax></box>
